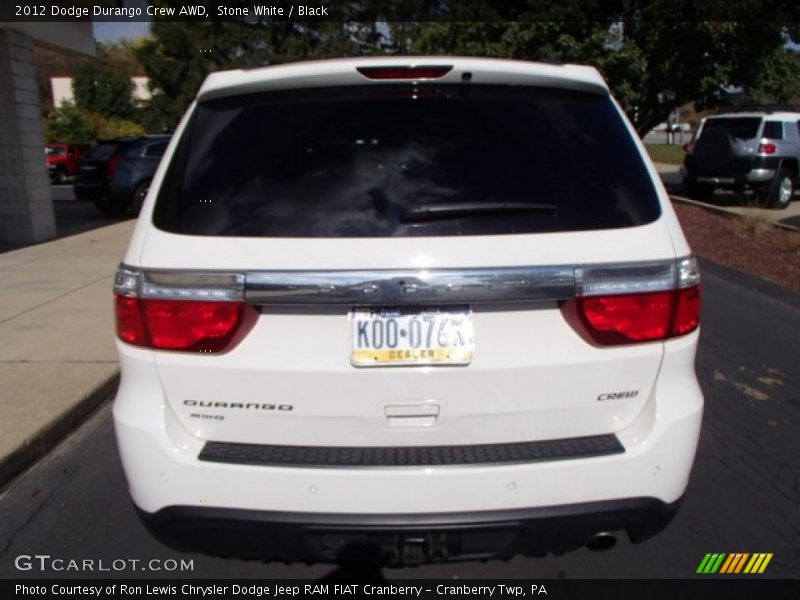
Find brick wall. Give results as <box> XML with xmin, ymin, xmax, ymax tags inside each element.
<box><xmin>0</xmin><ymin>28</ymin><xmax>55</xmax><ymax>244</ymax></box>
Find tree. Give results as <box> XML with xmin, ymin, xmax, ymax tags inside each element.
<box><xmin>72</xmin><ymin>43</ymin><xmax>136</xmax><ymax>119</ymax></box>
<box><xmin>135</xmin><ymin>0</ymin><xmax>800</xmax><ymax>136</ymax></box>
<box><xmin>395</xmin><ymin>2</ymin><xmax>800</xmax><ymax>135</ymax></box>
<box><xmin>44</xmin><ymin>101</ymin><xmax>146</xmax><ymax>143</ymax></box>
<box><xmin>136</xmin><ymin>0</ymin><xmax>390</xmax><ymax>130</ymax></box>
<box><xmin>44</xmin><ymin>102</ymin><xmax>94</xmax><ymax>143</ymax></box>
<box><xmin>747</xmin><ymin>47</ymin><xmax>800</xmax><ymax>103</ymax></box>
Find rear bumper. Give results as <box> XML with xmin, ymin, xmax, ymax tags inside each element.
<box><xmin>683</xmin><ymin>156</ymin><xmax>781</xmax><ymax>188</ymax></box>
<box><xmin>138</xmin><ymin>497</ymin><xmax>682</xmax><ymax>563</ymax></box>
<box><xmin>73</xmin><ymin>182</ymin><xmax>106</xmax><ymax>201</ymax></box>
<box><xmin>114</xmin><ymin>333</ymin><xmax>702</xmax><ymax>563</ymax></box>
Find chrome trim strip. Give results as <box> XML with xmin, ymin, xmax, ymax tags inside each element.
<box><xmin>118</xmin><ymin>258</ymin><xmax>691</xmax><ymax>306</ymax></box>
<box><xmin>245</xmin><ymin>266</ymin><xmax>576</xmax><ymax>305</ymax></box>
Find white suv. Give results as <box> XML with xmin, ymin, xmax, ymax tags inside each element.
<box><xmin>112</xmin><ymin>57</ymin><xmax>703</xmax><ymax>565</ymax></box>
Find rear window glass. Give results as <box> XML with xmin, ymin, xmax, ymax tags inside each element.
<box><xmin>85</xmin><ymin>143</ymin><xmax>119</xmax><ymax>160</ymax></box>
<box><xmin>701</xmin><ymin>117</ymin><xmax>761</xmax><ymax>140</ymax></box>
<box><xmin>761</xmin><ymin>121</ymin><xmax>783</xmax><ymax>139</ymax></box>
<box><xmin>45</xmin><ymin>146</ymin><xmax>65</xmax><ymax>155</ymax></box>
<box><xmin>154</xmin><ymin>85</ymin><xmax>660</xmax><ymax>237</ymax></box>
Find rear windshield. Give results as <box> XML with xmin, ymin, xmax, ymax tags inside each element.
<box><xmin>45</xmin><ymin>146</ymin><xmax>65</xmax><ymax>155</ymax></box>
<box><xmin>701</xmin><ymin>117</ymin><xmax>761</xmax><ymax>140</ymax></box>
<box><xmin>154</xmin><ymin>85</ymin><xmax>660</xmax><ymax>237</ymax></box>
<box><xmin>85</xmin><ymin>143</ymin><xmax>119</xmax><ymax>160</ymax></box>
<box><xmin>143</xmin><ymin>141</ymin><xmax>169</xmax><ymax>157</ymax></box>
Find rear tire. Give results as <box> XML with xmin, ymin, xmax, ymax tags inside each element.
<box><xmin>759</xmin><ymin>169</ymin><xmax>794</xmax><ymax>209</ymax></box>
<box><xmin>53</xmin><ymin>167</ymin><xmax>67</xmax><ymax>185</ymax></box>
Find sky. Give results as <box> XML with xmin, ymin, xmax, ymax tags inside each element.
<box><xmin>92</xmin><ymin>0</ymin><xmax>151</xmax><ymax>42</ymax></box>
<box><xmin>93</xmin><ymin>21</ymin><xmax>152</xmax><ymax>42</ymax></box>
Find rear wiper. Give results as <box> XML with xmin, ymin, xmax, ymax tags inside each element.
<box><xmin>400</xmin><ymin>201</ymin><xmax>558</xmax><ymax>223</ymax></box>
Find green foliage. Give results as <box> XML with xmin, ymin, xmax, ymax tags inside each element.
<box><xmin>747</xmin><ymin>47</ymin><xmax>800</xmax><ymax>103</ymax></box>
<box><xmin>133</xmin><ymin>1</ymin><xmax>800</xmax><ymax>136</ymax></box>
<box><xmin>137</xmin><ymin>0</ymin><xmax>390</xmax><ymax>129</ymax></box>
<box><xmin>86</xmin><ymin>113</ymin><xmax>147</xmax><ymax>139</ymax></box>
<box><xmin>44</xmin><ymin>102</ymin><xmax>94</xmax><ymax>143</ymax></box>
<box><xmin>44</xmin><ymin>102</ymin><xmax>145</xmax><ymax>143</ymax></box>
<box><xmin>408</xmin><ymin>15</ymin><xmax>799</xmax><ymax>135</ymax></box>
<box><xmin>72</xmin><ymin>42</ymin><xmax>136</xmax><ymax>119</ymax></box>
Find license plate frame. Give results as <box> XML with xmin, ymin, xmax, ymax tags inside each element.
<box><xmin>349</xmin><ymin>305</ymin><xmax>474</xmax><ymax>367</ymax></box>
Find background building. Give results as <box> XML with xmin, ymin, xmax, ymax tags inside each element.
<box><xmin>0</xmin><ymin>9</ymin><xmax>113</xmax><ymax>245</ymax></box>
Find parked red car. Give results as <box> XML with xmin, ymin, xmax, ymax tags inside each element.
<box><xmin>45</xmin><ymin>143</ymin><xmax>89</xmax><ymax>184</ymax></box>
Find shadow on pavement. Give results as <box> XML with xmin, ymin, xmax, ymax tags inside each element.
<box><xmin>0</xmin><ymin>185</ymin><xmax>131</xmax><ymax>254</ymax></box>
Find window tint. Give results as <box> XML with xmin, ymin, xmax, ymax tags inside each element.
<box><xmin>761</xmin><ymin>121</ymin><xmax>783</xmax><ymax>140</ymax></box>
<box><xmin>155</xmin><ymin>85</ymin><xmax>660</xmax><ymax>238</ymax></box>
<box><xmin>85</xmin><ymin>143</ymin><xmax>119</xmax><ymax>160</ymax></box>
<box><xmin>45</xmin><ymin>146</ymin><xmax>65</xmax><ymax>156</ymax></box>
<box><xmin>143</xmin><ymin>142</ymin><xmax>168</xmax><ymax>157</ymax></box>
<box><xmin>701</xmin><ymin>117</ymin><xmax>761</xmax><ymax>140</ymax></box>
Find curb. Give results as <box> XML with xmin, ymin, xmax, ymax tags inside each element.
<box><xmin>697</xmin><ymin>257</ymin><xmax>800</xmax><ymax>311</ymax></box>
<box><xmin>0</xmin><ymin>372</ymin><xmax>119</xmax><ymax>490</ymax></box>
<box><xmin>670</xmin><ymin>195</ymin><xmax>800</xmax><ymax>234</ymax></box>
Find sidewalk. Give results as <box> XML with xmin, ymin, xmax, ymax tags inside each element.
<box><xmin>0</xmin><ymin>221</ymin><xmax>134</xmax><ymax>486</ymax></box>
<box><xmin>653</xmin><ymin>162</ymin><xmax>800</xmax><ymax>230</ymax></box>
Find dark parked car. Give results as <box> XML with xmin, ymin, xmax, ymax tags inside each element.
<box><xmin>74</xmin><ymin>136</ymin><xmax>171</xmax><ymax>215</ymax></box>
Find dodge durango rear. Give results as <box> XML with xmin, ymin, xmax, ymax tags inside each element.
<box><xmin>112</xmin><ymin>57</ymin><xmax>703</xmax><ymax>565</ymax></box>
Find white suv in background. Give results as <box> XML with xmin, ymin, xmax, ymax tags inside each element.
<box><xmin>112</xmin><ymin>57</ymin><xmax>703</xmax><ymax>566</ymax></box>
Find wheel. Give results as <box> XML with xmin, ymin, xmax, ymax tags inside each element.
<box><xmin>684</xmin><ymin>179</ymin><xmax>714</xmax><ymax>202</ymax></box>
<box><xmin>759</xmin><ymin>169</ymin><xmax>794</xmax><ymax>209</ymax></box>
<box><xmin>131</xmin><ymin>181</ymin><xmax>151</xmax><ymax>215</ymax></box>
<box><xmin>53</xmin><ymin>167</ymin><xmax>67</xmax><ymax>185</ymax></box>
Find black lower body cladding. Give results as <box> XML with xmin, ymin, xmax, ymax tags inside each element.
<box><xmin>138</xmin><ymin>497</ymin><xmax>682</xmax><ymax>565</ymax></box>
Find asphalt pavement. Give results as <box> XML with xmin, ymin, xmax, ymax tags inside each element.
<box><xmin>0</xmin><ymin>259</ymin><xmax>797</xmax><ymax>580</ymax></box>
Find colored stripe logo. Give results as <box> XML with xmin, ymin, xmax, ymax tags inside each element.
<box><xmin>696</xmin><ymin>553</ymin><xmax>773</xmax><ymax>574</ymax></box>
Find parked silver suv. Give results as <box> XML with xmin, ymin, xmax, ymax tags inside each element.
<box><xmin>682</xmin><ymin>106</ymin><xmax>800</xmax><ymax>208</ymax></box>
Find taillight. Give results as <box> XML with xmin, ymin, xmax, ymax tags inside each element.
<box><xmin>758</xmin><ymin>143</ymin><xmax>776</xmax><ymax>154</ymax></box>
<box><xmin>570</xmin><ymin>256</ymin><xmax>701</xmax><ymax>345</ymax></box>
<box><xmin>114</xmin><ymin>268</ymin><xmax>247</xmax><ymax>353</ymax></box>
<box><xmin>107</xmin><ymin>155</ymin><xmax>119</xmax><ymax>180</ymax></box>
<box><xmin>356</xmin><ymin>65</ymin><xmax>452</xmax><ymax>80</ymax></box>
<box><xmin>683</xmin><ymin>142</ymin><xmax>693</xmax><ymax>153</ymax></box>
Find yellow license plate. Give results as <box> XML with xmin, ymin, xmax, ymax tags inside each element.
<box><xmin>350</xmin><ymin>306</ymin><xmax>474</xmax><ymax>367</ymax></box>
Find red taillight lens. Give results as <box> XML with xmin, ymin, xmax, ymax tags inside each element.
<box><xmin>107</xmin><ymin>155</ymin><xmax>119</xmax><ymax>180</ymax></box>
<box><xmin>115</xmin><ymin>295</ymin><xmax>244</xmax><ymax>352</ymax></box>
<box><xmin>576</xmin><ymin>286</ymin><xmax>701</xmax><ymax>345</ymax></box>
<box><xmin>356</xmin><ymin>65</ymin><xmax>453</xmax><ymax>80</ymax></box>
<box><xmin>115</xmin><ymin>296</ymin><xmax>149</xmax><ymax>346</ymax></box>
<box><xmin>758</xmin><ymin>143</ymin><xmax>776</xmax><ymax>154</ymax></box>
<box><xmin>683</xmin><ymin>142</ymin><xmax>693</xmax><ymax>153</ymax></box>
<box><xmin>672</xmin><ymin>285</ymin><xmax>701</xmax><ymax>335</ymax></box>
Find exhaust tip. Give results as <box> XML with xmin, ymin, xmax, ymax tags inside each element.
<box><xmin>586</xmin><ymin>532</ymin><xmax>617</xmax><ymax>552</ymax></box>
